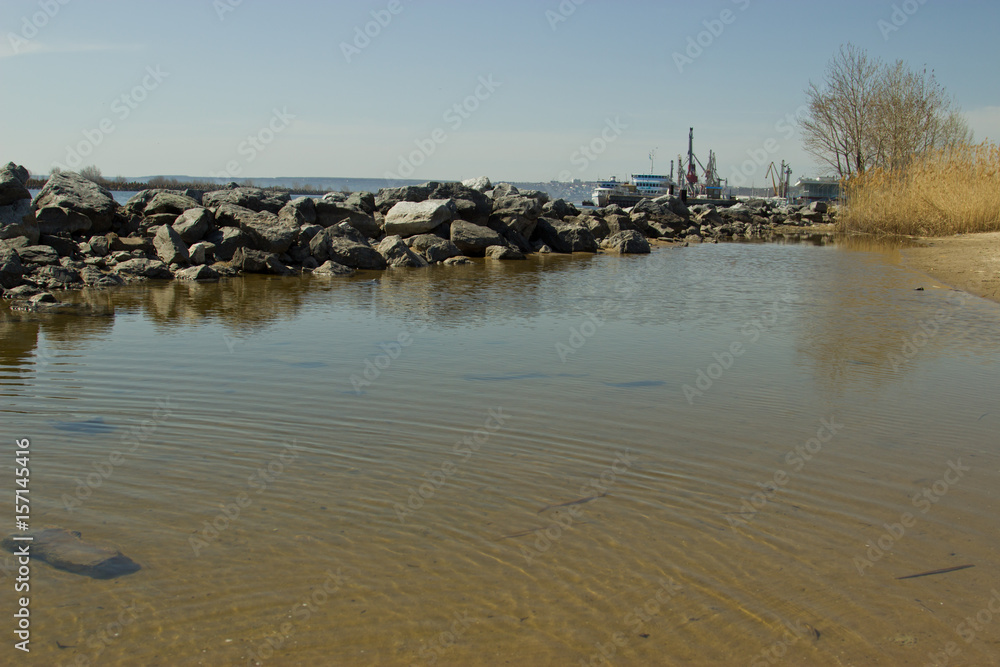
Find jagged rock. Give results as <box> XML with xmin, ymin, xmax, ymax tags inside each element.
<box><xmin>450</xmin><ymin>220</ymin><xmax>503</xmax><ymax>257</ymax></box>
<box><xmin>31</xmin><ymin>265</ymin><xmax>81</xmax><ymax>288</ymax></box>
<box><xmin>232</xmin><ymin>247</ymin><xmax>291</xmax><ymax>274</ymax></box>
<box><xmin>499</xmin><ymin>214</ymin><xmax>537</xmax><ymax>241</ymax></box>
<box><xmin>204</xmin><ymin>227</ymin><xmax>248</xmax><ymax>262</ymax></box>
<box><xmin>79</xmin><ymin>267</ymin><xmax>124</xmax><ymax>287</ymax></box>
<box><xmin>154</xmin><ymin>225</ymin><xmax>190</xmax><ymax>265</ymax></box>
<box><xmin>582</xmin><ymin>215</ymin><xmax>610</xmax><ymax>240</ymax></box>
<box><xmin>0</xmin><ymin>246</ymin><xmax>23</xmax><ymax>288</ymax></box>
<box><xmin>215</xmin><ymin>203</ymin><xmax>296</xmax><ymax>254</ymax></box>
<box><xmin>695</xmin><ymin>207</ymin><xmax>724</xmax><ymax>226</ymax></box>
<box><xmin>202</xmin><ymin>187</ymin><xmax>289</xmax><ymax>213</ymax></box>
<box><xmin>188</xmin><ymin>241</ymin><xmax>215</xmax><ymax>265</ymax></box>
<box><xmin>278</xmin><ymin>198</ymin><xmax>317</xmax><ymax>227</ymax></box>
<box><xmin>172</xmin><ymin>207</ymin><xmax>213</xmax><ymax>244</ymax></box>
<box><xmin>175</xmin><ymin>264</ymin><xmax>220</xmax><ymax>281</ymax></box>
<box><xmin>604</xmin><ymin>214</ymin><xmax>636</xmax><ymax>235</ymax></box>
<box><xmin>383</xmin><ymin>200</ymin><xmax>454</xmax><ymax>237</ymax></box>
<box><xmin>143</xmin><ymin>191</ymin><xmax>201</xmax><ymax>216</ymax></box>
<box><xmin>428</xmin><ymin>183</ymin><xmax>491</xmax><ymax>224</ymax></box>
<box><xmin>38</xmin><ymin>234</ymin><xmax>77</xmax><ymax>257</ymax></box>
<box><xmin>2</xmin><ymin>528</ymin><xmax>140</xmax><ymax>579</ymax></box>
<box><xmin>314</xmin><ymin>200</ymin><xmax>380</xmax><ymax>238</ymax></box>
<box><xmin>492</xmin><ymin>195</ymin><xmax>542</xmax><ymax>220</ymax></box>
<box><xmin>461</xmin><ymin>176</ymin><xmax>492</xmax><ymax>192</ymax></box>
<box><xmin>374</xmin><ymin>184</ymin><xmax>434</xmax><ymax>212</ymax></box>
<box><xmin>542</xmin><ymin>199</ymin><xmax>578</xmax><ymax>220</ymax></box>
<box><xmin>376</xmin><ymin>235</ymin><xmax>428</xmax><ymax>268</ymax></box>
<box><xmin>0</xmin><ymin>163</ymin><xmax>31</xmax><ymax>206</ymax></box>
<box><xmin>345</xmin><ymin>191</ymin><xmax>376</xmax><ymax>215</ymax></box>
<box><xmin>308</xmin><ymin>223</ymin><xmax>387</xmax><ymax>270</ymax></box>
<box><xmin>35</xmin><ymin>206</ymin><xmax>92</xmax><ymax>235</ymax></box>
<box><xmin>490</xmin><ymin>183</ymin><xmax>519</xmax><ymax>199</ymax></box>
<box><xmin>32</xmin><ymin>172</ymin><xmax>118</xmax><ymax>233</ymax></box>
<box><xmin>87</xmin><ymin>235</ymin><xmax>110</xmax><ymax>257</ymax></box>
<box><xmin>313</xmin><ymin>260</ymin><xmax>355</xmax><ymax>276</ymax></box>
<box><xmin>531</xmin><ymin>218</ymin><xmax>572</xmax><ymax>253</ymax></box>
<box><xmin>810</xmin><ymin>201</ymin><xmax>828</xmax><ymax>214</ymax></box>
<box><xmin>0</xmin><ymin>199</ymin><xmax>39</xmax><ymax>244</ymax></box>
<box><xmin>17</xmin><ymin>245</ymin><xmax>59</xmax><ymax>265</ymax></box>
<box><xmin>114</xmin><ymin>258</ymin><xmax>172</xmax><ymax>279</ymax></box>
<box><xmin>485</xmin><ymin>245</ymin><xmax>525</xmax><ymax>260</ymax></box>
<box><xmin>553</xmin><ymin>223</ymin><xmax>598</xmax><ymax>253</ymax></box>
<box><xmin>602</xmin><ymin>230</ymin><xmax>651</xmax><ymax>254</ymax></box>
<box><xmin>405</xmin><ymin>234</ymin><xmax>461</xmax><ymax>264</ymax></box>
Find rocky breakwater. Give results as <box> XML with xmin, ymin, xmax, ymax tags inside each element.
<box><xmin>0</xmin><ymin>163</ymin><xmax>833</xmax><ymax>307</ymax></box>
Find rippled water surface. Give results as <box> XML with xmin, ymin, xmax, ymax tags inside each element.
<box><xmin>2</xmin><ymin>240</ymin><xmax>999</xmax><ymax>666</ymax></box>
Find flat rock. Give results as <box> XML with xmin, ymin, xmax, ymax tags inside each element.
<box><xmin>114</xmin><ymin>257</ymin><xmax>172</xmax><ymax>279</ymax></box>
<box><xmin>450</xmin><ymin>220</ymin><xmax>503</xmax><ymax>257</ymax></box>
<box><xmin>203</xmin><ymin>187</ymin><xmax>289</xmax><ymax>214</ymax></box>
<box><xmin>232</xmin><ymin>247</ymin><xmax>291</xmax><ymax>275</ymax></box>
<box><xmin>383</xmin><ymin>200</ymin><xmax>454</xmax><ymax>237</ymax></box>
<box><xmin>175</xmin><ymin>264</ymin><xmax>220</xmax><ymax>281</ymax></box>
<box><xmin>313</xmin><ymin>260</ymin><xmax>355</xmax><ymax>276</ymax></box>
<box><xmin>17</xmin><ymin>245</ymin><xmax>60</xmax><ymax>265</ymax></box>
<box><xmin>2</xmin><ymin>528</ymin><xmax>140</xmax><ymax>579</ymax></box>
<box><xmin>485</xmin><ymin>245</ymin><xmax>526</xmax><ymax>260</ymax></box>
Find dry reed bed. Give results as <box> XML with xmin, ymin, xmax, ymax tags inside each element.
<box><xmin>839</xmin><ymin>142</ymin><xmax>1000</xmax><ymax>236</ymax></box>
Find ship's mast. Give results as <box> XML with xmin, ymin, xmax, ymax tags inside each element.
<box><xmin>685</xmin><ymin>127</ymin><xmax>699</xmax><ymax>191</ymax></box>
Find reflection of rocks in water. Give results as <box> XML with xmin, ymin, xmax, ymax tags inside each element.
<box><xmin>0</xmin><ymin>308</ymin><xmax>40</xmax><ymax>371</ymax></box>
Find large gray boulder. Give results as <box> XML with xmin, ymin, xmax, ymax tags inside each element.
<box><xmin>485</xmin><ymin>245</ymin><xmax>525</xmax><ymax>260</ymax></box>
<box><xmin>314</xmin><ymin>200</ymin><xmax>380</xmax><ymax>238</ymax></box>
<box><xmin>143</xmin><ymin>191</ymin><xmax>201</xmax><ymax>216</ymax></box>
<box><xmin>0</xmin><ymin>199</ymin><xmax>39</xmax><ymax>244</ymax></box>
<box><xmin>428</xmin><ymin>183</ymin><xmax>492</xmax><ymax>224</ymax></box>
<box><xmin>153</xmin><ymin>224</ymin><xmax>190</xmax><ymax>265</ymax></box>
<box><xmin>308</xmin><ymin>223</ymin><xmax>387</xmax><ymax>270</ymax></box>
<box><xmin>383</xmin><ymin>200</ymin><xmax>453</xmax><ymax>237</ymax></box>
<box><xmin>203</xmin><ymin>187</ymin><xmax>289</xmax><ymax>213</ymax></box>
<box><xmin>374</xmin><ymin>184</ymin><xmax>434</xmax><ymax>212</ymax></box>
<box><xmin>114</xmin><ymin>257</ymin><xmax>173</xmax><ymax>279</ymax></box>
<box><xmin>32</xmin><ymin>172</ymin><xmax>118</xmax><ymax>233</ymax></box>
<box><xmin>492</xmin><ymin>195</ymin><xmax>542</xmax><ymax>220</ymax></box>
<box><xmin>204</xmin><ymin>227</ymin><xmax>249</xmax><ymax>262</ymax></box>
<box><xmin>0</xmin><ymin>163</ymin><xmax>31</xmax><ymax>206</ymax></box>
<box><xmin>215</xmin><ymin>203</ymin><xmax>296</xmax><ymax>254</ymax></box>
<box><xmin>172</xmin><ymin>207</ymin><xmax>213</xmax><ymax>244</ymax></box>
<box><xmin>16</xmin><ymin>245</ymin><xmax>60</xmax><ymax>265</ymax></box>
<box><xmin>376</xmin><ymin>235</ymin><xmax>428</xmax><ymax>268</ymax></box>
<box><xmin>174</xmin><ymin>264</ymin><xmax>220</xmax><ymax>282</ymax></box>
<box><xmin>232</xmin><ymin>247</ymin><xmax>291</xmax><ymax>274</ymax></box>
<box><xmin>553</xmin><ymin>223</ymin><xmax>598</xmax><ymax>252</ymax></box>
<box><xmin>461</xmin><ymin>176</ymin><xmax>492</xmax><ymax>193</ymax></box>
<box><xmin>278</xmin><ymin>198</ymin><xmax>317</xmax><ymax>227</ymax></box>
<box><xmin>313</xmin><ymin>260</ymin><xmax>355</xmax><ymax>276</ymax></box>
<box><xmin>601</xmin><ymin>230</ymin><xmax>651</xmax><ymax>254</ymax></box>
<box><xmin>450</xmin><ymin>220</ymin><xmax>504</xmax><ymax>257</ymax></box>
<box><xmin>0</xmin><ymin>246</ymin><xmax>23</xmax><ymax>288</ymax></box>
<box><xmin>405</xmin><ymin>234</ymin><xmax>461</xmax><ymax>264</ymax></box>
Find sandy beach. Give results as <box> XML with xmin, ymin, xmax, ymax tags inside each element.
<box><xmin>902</xmin><ymin>231</ymin><xmax>1000</xmax><ymax>303</ymax></box>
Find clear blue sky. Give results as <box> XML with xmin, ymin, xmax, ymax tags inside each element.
<box><xmin>2</xmin><ymin>0</ymin><xmax>997</xmax><ymax>185</ymax></box>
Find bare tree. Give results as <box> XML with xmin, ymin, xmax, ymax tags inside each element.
<box><xmin>802</xmin><ymin>45</ymin><xmax>971</xmax><ymax>177</ymax></box>
<box><xmin>78</xmin><ymin>165</ymin><xmax>105</xmax><ymax>184</ymax></box>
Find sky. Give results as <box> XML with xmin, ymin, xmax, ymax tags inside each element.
<box><xmin>1</xmin><ymin>0</ymin><xmax>998</xmax><ymax>186</ymax></box>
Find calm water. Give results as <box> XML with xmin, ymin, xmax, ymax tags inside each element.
<box><xmin>2</xmin><ymin>240</ymin><xmax>999</xmax><ymax>666</ymax></box>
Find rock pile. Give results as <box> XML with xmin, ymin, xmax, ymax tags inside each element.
<box><xmin>0</xmin><ymin>164</ymin><xmax>832</xmax><ymax>302</ymax></box>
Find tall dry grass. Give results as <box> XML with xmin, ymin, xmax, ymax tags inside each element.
<box><xmin>838</xmin><ymin>141</ymin><xmax>1000</xmax><ymax>236</ymax></box>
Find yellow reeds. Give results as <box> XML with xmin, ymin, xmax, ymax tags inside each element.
<box><xmin>838</xmin><ymin>141</ymin><xmax>1000</xmax><ymax>236</ymax></box>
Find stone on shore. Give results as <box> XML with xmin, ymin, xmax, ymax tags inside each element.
<box><xmin>376</xmin><ymin>235</ymin><xmax>428</xmax><ymax>268</ymax></box>
<box><xmin>0</xmin><ymin>199</ymin><xmax>38</xmax><ymax>244</ymax></box>
<box><xmin>601</xmin><ymin>230</ymin><xmax>651</xmax><ymax>254</ymax></box>
<box><xmin>154</xmin><ymin>224</ymin><xmax>190</xmax><ymax>265</ymax></box>
<box><xmin>203</xmin><ymin>186</ymin><xmax>289</xmax><ymax>214</ymax></box>
<box><xmin>175</xmin><ymin>264</ymin><xmax>220</xmax><ymax>281</ymax></box>
<box><xmin>308</xmin><ymin>223</ymin><xmax>387</xmax><ymax>270</ymax></box>
<box><xmin>383</xmin><ymin>200</ymin><xmax>454</xmax><ymax>237</ymax></box>
<box><xmin>0</xmin><ymin>246</ymin><xmax>23</xmax><ymax>288</ymax></box>
<box><xmin>450</xmin><ymin>220</ymin><xmax>504</xmax><ymax>257</ymax></box>
<box><xmin>172</xmin><ymin>207</ymin><xmax>213</xmax><ymax>244</ymax></box>
<box><xmin>485</xmin><ymin>245</ymin><xmax>525</xmax><ymax>260</ymax></box>
<box><xmin>313</xmin><ymin>260</ymin><xmax>355</xmax><ymax>276</ymax></box>
<box><xmin>32</xmin><ymin>172</ymin><xmax>118</xmax><ymax>233</ymax></box>
<box><xmin>232</xmin><ymin>247</ymin><xmax>291</xmax><ymax>275</ymax></box>
<box><xmin>461</xmin><ymin>176</ymin><xmax>492</xmax><ymax>192</ymax></box>
<box><xmin>0</xmin><ymin>162</ymin><xmax>31</xmax><ymax>206</ymax></box>
<box><xmin>2</xmin><ymin>528</ymin><xmax>140</xmax><ymax>579</ymax></box>
<box><xmin>114</xmin><ymin>257</ymin><xmax>172</xmax><ymax>279</ymax></box>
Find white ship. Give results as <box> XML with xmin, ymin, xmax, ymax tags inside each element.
<box><xmin>591</xmin><ymin>173</ymin><xmax>674</xmax><ymax>208</ymax></box>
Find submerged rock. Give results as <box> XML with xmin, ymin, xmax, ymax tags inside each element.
<box><xmin>2</xmin><ymin>528</ymin><xmax>140</xmax><ymax>579</ymax></box>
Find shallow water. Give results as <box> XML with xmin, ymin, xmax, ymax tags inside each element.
<box><xmin>1</xmin><ymin>240</ymin><xmax>999</xmax><ymax>666</ymax></box>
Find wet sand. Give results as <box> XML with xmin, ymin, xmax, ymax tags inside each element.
<box><xmin>902</xmin><ymin>232</ymin><xmax>1000</xmax><ymax>303</ymax></box>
